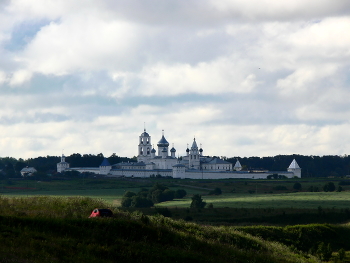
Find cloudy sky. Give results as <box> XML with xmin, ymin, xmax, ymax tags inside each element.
<box><xmin>1</xmin><ymin>0</ymin><xmax>350</xmax><ymax>159</ymax></box>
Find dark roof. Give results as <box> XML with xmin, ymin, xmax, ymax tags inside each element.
<box><xmin>157</xmin><ymin>135</ymin><xmax>169</xmax><ymax>147</ymax></box>
<box><xmin>202</xmin><ymin>157</ymin><xmax>231</xmax><ymax>165</ymax></box>
<box><xmin>100</xmin><ymin>158</ymin><xmax>111</xmax><ymax>166</ymax></box>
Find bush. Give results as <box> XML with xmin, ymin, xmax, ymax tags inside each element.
<box><xmin>316</xmin><ymin>242</ymin><xmax>332</xmax><ymax>261</ymax></box>
<box><xmin>338</xmin><ymin>248</ymin><xmax>345</xmax><ymax>261</ymax></box>
<box><xmin>323</xmin><ymin>182</ymin><xmax>335</xmax><ymax>192</ymax></box>
<box><xmin>190</xmin><ymin>194</ymin><xmax>206</xmax><ymax>209</ymax></box>
<box><xmin>124</xmin><ymin>191</ymin><xmax>137</xmax><ymax>198</ymax></box>
<box><xmin>155</xmin><ymin>207</ymin><xmax>172</xmax><ymax>217</ymax></box>
<box><xmin>121</xmin><ymin>197</ymin><xmax>132</xmax><ymax>208</ymax></box>
<box><xmin>131</xmin><ymin>196</ymin><xmax>153</xmax><ymax>208</ymax></box>
<box><xmin>209</xmin><ymin>188</ymin><xmax>222</xmax><ymax>195</ymax></box>
<box><xmin>174</xmin><ymin>189</ymin><xmax>187</xmax><ymax>199</ymax></box>
<box><xmin>293</xmin><ymin>182</ymin><xmax>301</xmax><ymax>191</ymax></box>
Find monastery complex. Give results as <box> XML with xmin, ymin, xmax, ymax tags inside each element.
<box><xmin>57</xmin><ymin>129</ymin><xmax>301</xmax><ymax>179</ymax></box>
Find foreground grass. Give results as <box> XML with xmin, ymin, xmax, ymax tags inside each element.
<box><xmin>0</xmin><ymin>196</ymin><xmax>321</xmax><ymax>263</ymax></box>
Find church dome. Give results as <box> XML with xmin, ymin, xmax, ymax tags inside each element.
<box><xmin>151</xmin><ymin>148</ymin><xmax>156</xmax><ymax>153</ymax></box>
<box><xmin>186</xmin><ymin>148</ymin><xmax>189</xmax><ymax>152</ymax></box>
<box><xmin>157</xmin><ymin>135</ymin><xmax>169</xmax><ymax>147</ymax></box>
<box><xmin>170</xmin><ymin>147</ymin><xmax>176</xmax><ymax>152</ymax></box>
<box><xmin>141</xmin><ymin>129</ymin><xmax>149</xmax><ymax>137</ymax></box>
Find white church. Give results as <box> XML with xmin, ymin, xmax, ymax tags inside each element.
<box><xmin>57</xmin><ymin>129</ymin><xmax>301</xmax><ymax>179</ymax></box>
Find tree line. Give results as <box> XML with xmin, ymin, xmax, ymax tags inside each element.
<box><xmin>226</xmin><ymin>154</ymin><xmax>350</xmax><ymax>177</ymax></box>
<box><xmin>0</xmin><ymin>153</ymin><xmax>135</xmax><ymax>178</ymax></box>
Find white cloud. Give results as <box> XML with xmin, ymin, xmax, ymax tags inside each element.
<box><xmin>1</xmin><ymin>0</ymin><xmax>350</xmax><ymax>159</ymax></box>
<box><xmin>9</xmin><ymin>69</ymin><xmax>32</xmax><ymax>86</ymax></box>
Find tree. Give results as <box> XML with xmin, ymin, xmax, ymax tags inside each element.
<box><xmin>293</xmin><ymin>182</ymin><xmax>302</xmax><ymax>191</ymax></box>
<box><xmin>162</xmin><ymin>189</ymin><xmax>175</xmax><ymax>201</ymax></box>
<box><xmin>323</xmin><ymin>182</ymin><xmax>335</xmax><ymax>192</ymax></box>
<box><xmin>209</xmin><ymin>187</ymin><xmax>222</xmax><ymax>195</ymax></box>
<box><xmin>130</xmin><ymin>196</ymin><xmax>153</xmax><ymax>208</ymax></box>
<box><xmin>124</xmin><ymin>191</ymin><xmax>137</xmax><ymax>198</ymax></box>
<box><xmin>190</xmin><ymin>194</ymin><xmax>206</xmax><ymax>209</ymax></box>
<box><xmin>175</xmin><ymin>189</ymin><xmax>187</xmax><ymax>199</ymax></box>
<box><xmin>316</xmin><ymin>242</ymin><xmax>332</xmax><ymax>261</ymax></box>
<box><xmin>121</xmin><ymin>197</ymin><xmax>132</xmax><ymax>207</ymax></box>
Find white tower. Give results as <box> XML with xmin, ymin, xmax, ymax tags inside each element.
<box><xmin>173</xmin><ymin>162</ymin><xmax>186</xmax><ymax>179</ymax></box>
<box><xmin>99</xmin><ymin>158</ymin><xmax>112</xmax><ymax>175</ymax></box>
<box><xmin>137</xmin><ymin>129</ymin><xmax>152</xmax><ymax>162</ymax></box>
<box><xmin>234</xmin><ymin>159</ymin><xmax>242</xmax><ymax>171</ymax></box>
<box><xmin>189</xmin><ymin>138</ymin><xmax>200</xmax><ymax>169</ymax></box>
<box><xmin>288</xmin><ymin>159</ymin><xmax>301</xmax><ymax>178</ymax></box>
<box><xmin>57</xmin><ymin>154</ymin><xmax>69</xmax><ymax>173</ymax></box>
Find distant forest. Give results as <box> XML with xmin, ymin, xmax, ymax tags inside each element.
<box><xmin>0</xmin><ymin>153</ymin><xmax>349</xmax><ymax>178</ymax></box>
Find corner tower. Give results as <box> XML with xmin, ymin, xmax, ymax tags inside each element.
<box><xmin>288</xmin><ymin>159</ymin><xmax>301</xmax><ymax>178</ymax></box>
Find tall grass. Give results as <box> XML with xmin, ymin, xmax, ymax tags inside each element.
<box><xmin>0</xmin><ymin>195</ymin><xmax>321</xmax><ymax>263</ymax></box>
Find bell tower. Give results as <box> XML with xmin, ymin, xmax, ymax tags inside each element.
<box><xmin>189</xmin><ymin>138</ymin><xmax>200</xmax><ymax>169</ymax></box>
<box><xmin>137</xmin><ymin>128</ymin><xmax>152</xmax><ymax>162</ymax></box>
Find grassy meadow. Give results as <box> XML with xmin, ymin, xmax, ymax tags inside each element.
<box><xmin>2</xmin><ymin>177</ymin><xmax>350</xmax><ymax>210</ymax></box>
<box><xmin>1</xmin><ymin>177</ymin><xmax>350</xmax><ymax>262</ymax></box>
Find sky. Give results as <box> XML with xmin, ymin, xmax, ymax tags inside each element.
<box><xmin>1</xmin><ymin>0</ymin><xmax>350</xmax><ymax>159</ymax></box>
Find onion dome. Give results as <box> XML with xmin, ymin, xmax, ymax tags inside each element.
<box><xmin>141</xmin><ymin>129</ymin><xmax>149</xmax><ymax>137</ymax></box>
<box><xmin>151</xmin><ymin>148</ymin><xmax>156</xmax><ymax>153</ymax></box>
<box><xmin>157</xmin><ymin>135</ymin><xmax>169</xmax><ymax>147</ymax></box>
<box><xmin>170</xmin><ymin>147</ymin><xmax>176</xmax><ymax>152</ymax></box>
<box><xmin>199</xmin><ymin>148</ymin><xmax>203</xmax><ymax>153</ymax></box>
<box><xmin>186</xmin><ymin>148</ymin><xmax>190</xmax><ymax>152</ymax></box>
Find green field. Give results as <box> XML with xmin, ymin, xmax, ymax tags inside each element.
<box><xmin>157</xmin><ymin>191</ymin><xmax>350</xmax><ymax>209</ymax></box>
<box><xmin>1</xmin><ymin>177</ymin><xmax>350</xmax><ymax>210</ymax></box>
<box><xmin>1</xmin><ymin>178</ymin><xmax>350</xmax><ymax>262</ymax></box>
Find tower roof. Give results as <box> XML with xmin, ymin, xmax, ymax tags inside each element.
<box><xmin>100</xmin><ymin>158</ymin><xmax>111</xmax><ymax>166</ymax></box>
<box><xmin>234</xmin><ymin>160</ymin><xmax>242</xmax><ymax>168</ymax></box>
<box><xmin>157</xmin><ymin>135</ymin><xmax>169</xmax><ymax>147</ymax></box>
<box><xmin>191</xmin><ymin>138</ymin><xmax>198</xmax><ymax>149</ymax></box>
<box><xmin>170</xmin><ymin>147</ymin><xmax>176</xmax><ymax>152</ymax></box>
<box><xmin>288</xmin><ymin>159</ymin><xmax>300</xmax><ymax>169</ymax></box>
<box><xmin>141</xmin><ymin>129</ymin><xmax>149</xmax><ymax>137</ymax></box>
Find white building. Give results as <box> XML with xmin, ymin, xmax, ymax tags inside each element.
<box><xmin>20</xmin><ymin>166</ymin><xmax>37</xmax><ymax>177</ymax></box>
<box><xmin>57</xmin><ymin>129</ymin><xmax>301</xmax><ymax>179</ymax></box>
